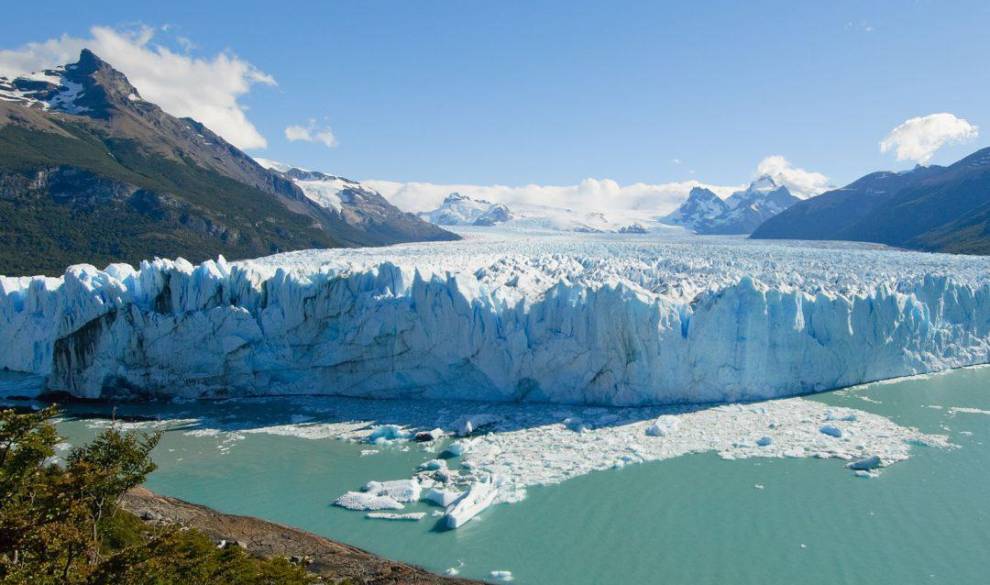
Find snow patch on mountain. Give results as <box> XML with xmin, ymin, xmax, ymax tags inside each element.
<box><xmin>254</xmin><ymin>158</ymin><xmax>361</xmax><ymax>212</ymax></box>
<box><xmin>0</xmin><ymin>64</ymin><xmax>92</xmax><ymax>114</ymax></box>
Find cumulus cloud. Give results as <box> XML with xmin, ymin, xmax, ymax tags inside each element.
<box><xmin>880</xmin><ymin>113</ymin><xmax>978</xmax><ymax>165</ymax></box>
<box><xmin>0</xmin><ymin>26</ymin><xmax>275</xmax><ymax>149</ymax></box>
<box><xmin>363</xmin><ymin>177</ymin><xmax>743</xmax><ymax>215</ymax></box>
<box><xmin>364</xmin><ymin>156</ymin><xmax>830</xmax><ymax>213</ymax></box>
<box><xmin>284</xmin><ymin>120</ymin><xmax>337</xmax><ymax>148</ymax></box>
<box><xmin>756</xmin><ymin>155</ymin><xmax>831</xmax><ymax>198</ymax></box>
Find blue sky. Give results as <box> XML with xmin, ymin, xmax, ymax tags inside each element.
<box><xmin>1</xmin><ymin>0</ymin><xmax>987</xmax><ymax>208</ymax></box>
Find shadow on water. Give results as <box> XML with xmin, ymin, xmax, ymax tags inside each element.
<box><xmin>10</xmin><ymin>365</ymin><xmax>978</xmax><ymax>441</ymax></box>
<box><xmin>0</xmin><ymin>369</ymin><xmax>736</xmax><ymax>441</ymax></box>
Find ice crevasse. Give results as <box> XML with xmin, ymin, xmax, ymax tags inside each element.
<box><xmin>2</xmin><ymin>235</ymin><xmax>990</xmax><ymax>406</ymax></box>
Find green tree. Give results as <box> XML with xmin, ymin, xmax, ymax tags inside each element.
<box><xmin>0</xmin><ymin>407</ymin><xmax>314</xmax><ymax>585</ymax></box>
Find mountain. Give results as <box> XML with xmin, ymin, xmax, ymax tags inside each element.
<box><xmin>662</xmin><ymin>187</ymin><xmax>731</xmax><ymax>232</ymax></box>
<box><xmin>0</xmin><ymin>50</ymin><xmax>455</xmax><ymax>276</ymax></box>
<box><xmin>751</xmin><ymin>149</ymin><xmax>990</xmax><ymax>254</ymax></box>
<box><xmin>259</xmin><ymin>164</ymin><xmax>457</xmax><ymax>245</ymax></box>
<box><xmin>418</xmin><ymin>192</ymin><xmax>681</xmax><ymax>234</ymax></box>
<box><xmin>419</xmin><ymin>193</ymin><xmax>514</xmax><ymax>226</ymax></box>
<box><xmin>663</xmin><ymin>177</ymin><xmax>800</xmax><ymax>234</ymax></box>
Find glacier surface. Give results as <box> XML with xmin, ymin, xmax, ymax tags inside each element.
<box><xmin>2</xmin><ymin>230</ymin><xmax>990</xmax><ymax>405</ymax></box>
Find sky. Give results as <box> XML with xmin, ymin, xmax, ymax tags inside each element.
<box><xmin>0</xmin><ymin>0</ymin><xmax>987</xmax><ymax>213</ymax></box>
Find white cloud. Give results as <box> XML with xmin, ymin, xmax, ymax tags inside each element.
<box><xmin>880</xmin><ymin>113</ymin><xmax>978</xmax><ymax>165</ymax></box>
<box><xmin>363</xmin><ymin>177</ymin><xmax>743</xmax><ymax>215</ymax></box>
<box><xmin>284</xmin><ymin>120</ymin><xmax>337</xmax><ymax>148</ymax></box>
<box><xmin>755</xmin><ymin>155</ymin><xmax>831</xmax><ymax>198</ymax></box>
<box><xmin>364</xmin><ymin>156</ymin><xmax>830</xmax><ymax>213</ymax></box>
<box><xmin>0</xmin><ymin>25</ymin><xmax>275</xmax><ymax>150</ymax></box>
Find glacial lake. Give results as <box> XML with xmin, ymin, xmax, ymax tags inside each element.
<box><xmin>5</xmin><ymin>367</ymin><xmax>990</xmax><ymax>585</ymax></box>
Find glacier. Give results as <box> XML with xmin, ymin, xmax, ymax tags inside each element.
<box><xmin>2</xmin><ymin>229</ymin><xmax>990</xmax><ymax>405</ymax></box>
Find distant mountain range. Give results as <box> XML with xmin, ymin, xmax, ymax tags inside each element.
<box><xmin>0</xmin><ymin>50</ymin><xmax>454</xmax><ymax>276</ymax></box>
<box><xmin>418</xmin><ymin>192</ymin><xmax>669</xmax><ymax>234</ymax></box>
<box><xmin>751</xmin><ymin>149</ymin><xmax>990</xmax><ymax>254</ymax></box>
<box><xmin>663</xmin><ymin>176</ymin><xmax>800</xmax><ymax>234</ymax></box>
<box><xmin>257</xmin><ymin>162</ymin><xmax>456</xmax><ymax>245</ymax></box>
<box><xmin>419</xmin><ymin>192</ymin><xmax>514</xmax><ymax>226</ymax></box>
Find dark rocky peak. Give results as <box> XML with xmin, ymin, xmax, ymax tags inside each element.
<box><xmin>68</xmin><ymin>49</ymin><xmax>111</xmax><ymax>76</ymax></box>
<box><xmin>0</xmin><ymin>50</ymin><xmax>143</xmax><ymax>119</ymax></box>
<box><xmin>62</xmin><ymin>49</ymin><xmax>143</xmax><ymax>118</ymax></box>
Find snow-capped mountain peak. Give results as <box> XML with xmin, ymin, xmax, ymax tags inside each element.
<box><xmin>420</xmin><ymin>193</ymin><xmax>514</xmax><ymax>226</ymax></box>
<box><xmin>664</xmin><ymin>187</ymin><xmax>731</xmax><ymax>228</ymax></box>
<box><xmin>0</xmin><ymin>49</ymin><xmax>144</xmax><ymax>118</ymax></box>
<box><xmin>663</xmin><ymin>177</ymin><xmax>799</xmax><ymax>235</ymax></box>
<box><xmin>746</xmin><ymin>175</ymin><xmax>779</xmax><ymax>193</ymax></box>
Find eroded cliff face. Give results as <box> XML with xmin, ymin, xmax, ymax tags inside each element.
<box><xmin>3</xmin><ymin>236</ymin><xmax>990</xmax><ymax>405</ymax></box>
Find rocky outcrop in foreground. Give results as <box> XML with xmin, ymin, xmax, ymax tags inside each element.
<box><xmin>121</xmin><ymin>487</ymin><xmax>480</xmax><ymax>585</ymax></box>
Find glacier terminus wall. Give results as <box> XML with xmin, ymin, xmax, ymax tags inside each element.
<box><xmin>2</xmin><ymin>230</ymin><xmax>990</xmax><ymax>405</ymax></box>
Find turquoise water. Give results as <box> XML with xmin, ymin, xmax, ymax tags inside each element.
<box><xmin>18</xmin><ymin>368</ymin><xmax>990</xmax><ymax>585</ymax></box>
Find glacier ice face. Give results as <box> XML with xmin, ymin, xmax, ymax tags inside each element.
<box><xmin>3</xmin><ymin>230</ymin><xmax>990</xmax><ymax>405</ymax></box>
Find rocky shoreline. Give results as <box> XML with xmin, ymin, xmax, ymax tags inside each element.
<box><xmin>120</xmin><ymin>487</ymin><xmax>482</xmax><ymax>584</ymax></box>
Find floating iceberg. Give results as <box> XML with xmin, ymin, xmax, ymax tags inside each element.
<box><xmin>418</xmin><ymin>459</ymin><xmax>447</xmax><ymax>471</ymax></box>
<box><xmin>367</xmin><ymin>425</ymin><xmax>411</xmax><ymax>443</ymax></box>
<box><xmin>3</xmin><ymin>231</ymin><xmax>990</xmax><ymax>405</ymax></box>
<box><xmin>362</xmin><ymin>479</ymin><xmax>421</xmax><ymax>503</ymax></box>
<box><xmin>848</xmin><ymin>455</ymin><xmax>882</xmax><ymax>470</ymax></box>
<box><xmin>365</xmin><ymin>512</ymin><xmax>426</xmax><ymax>521</ymax></box>
<box><xmin>424</xmin><ymin>487</ymin><xmax>464</xmax><ymax>507</ymax></box>
<box><xmin>333</xmin><ymin>491</ymin><xmax>404</xmax><ymax>511</ymax></box>
<box><xmin>443</xmin><ymin>479</ymin><xmax>498</xmax><ymax>529</ymax></box>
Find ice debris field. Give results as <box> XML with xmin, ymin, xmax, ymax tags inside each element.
<box><xmin>3</xmin><ymin>229</ymin><xmax>990</xmax><ymax>405</ymax></box>
<box><xmin>70</xmin><ymin>390</ymin><xmax>950</xmax><ymax>530</ymax></box>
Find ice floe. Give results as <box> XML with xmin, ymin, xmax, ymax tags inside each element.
<box><xmin>365</xmin><ymin>512</ymin><xmax>426</xmax><ymax>521</ymax></box>
<box><xmin>333</xmin><ymin>492</ymin><xmax>404</xmax><ymax>511</ymax></box>
<box><xmin>947</xmin><ymin>406</ymin><xmax>990</xmax><ymax>416</ymax></box>
<box><xmin>362</xmin><ymin>479</ymin><xmax>421</xmax><ymax>503</ymax></box>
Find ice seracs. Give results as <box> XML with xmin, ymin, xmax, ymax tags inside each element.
<box><xmin>3</xmin><ymin>230</ymin><xmax>990</xmax><ymax>405</ymax></box>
